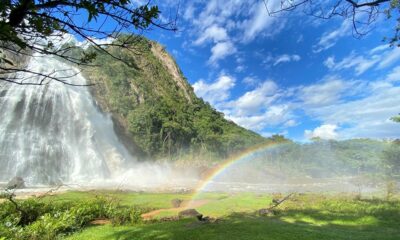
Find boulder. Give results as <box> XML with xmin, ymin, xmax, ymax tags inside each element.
<box><xmin>7</xmin><ymin>176</ymin><xmax>25</xmax><ymax>189</ymax></box>
<box><xmin>178</xmin><ymin>209</ymin><xmax>203</xmax><ymax>220</ymax></box>
<box><xmin>272</xmin><ymin>198</ymin><xmax>280</xmax><ymax>204</ymax></box>
<box><xmin>258</xmin><ymin>208</ymin><xmax>275</xmax><ymax>216</ymax></box>
<box><xmin>171</xmin><ymin>198</ymin><xmax>183</xmax><ymax>208</ymax></box>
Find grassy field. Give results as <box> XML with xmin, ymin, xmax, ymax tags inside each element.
<box><xmin>53</xmin><ymin>191</ymin><xmax>400</xmax><ymax>240</ymax></box>
<box><xmin>2</xmin><ymin>190</ymin><xmax>400</xmax><ymax>240</ymax></box>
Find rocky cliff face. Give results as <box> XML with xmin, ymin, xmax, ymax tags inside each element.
<box><xmin>83</xmin><ymin>36</ymin><xmax>264</xmax><ymax>161</ymax></box>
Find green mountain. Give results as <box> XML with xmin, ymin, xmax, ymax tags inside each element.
<box><xmin>82</xmin><ymin>36</ymin><xmax>266</xmax><ymax>161</ymax></box>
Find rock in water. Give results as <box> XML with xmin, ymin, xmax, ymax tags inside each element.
<box><xmin>171</xmin><ymin>198</ymin><xmax>183</xmax><ymax>208</ymax></box>
<box><xmin>7</xmin><ymin>177</ymin><xmax>25</xmax><ymax>189</ymax></box>
<box><xmin>178</xmin><ymin>209</ymin><xmax>203</xmax><ymax>220</ymax></box>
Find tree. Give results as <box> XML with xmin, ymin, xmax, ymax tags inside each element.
<box><xmin>0</xmin><ymin>0</ymin><xmax>177</xmax><ymax>85</ymax></box>
<box><xmin>263</xmin><ymin>0</ymin><xmax>400</xmax><ymax>45</ymax></box>
<box><xmin>382</xmin><ymin>140</ymin><xmax>400</xmax><ymax>176</ymax></box>
<box><xmin>391</xmin><ymin>114</ymin><xmax>400</xmax><ymax>123</ymax></box>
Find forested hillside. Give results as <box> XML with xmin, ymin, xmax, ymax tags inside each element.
<box><xmin>82</xmin><ymin>36</ymin><xmax>267</xmax><ymax>161</ymax></box>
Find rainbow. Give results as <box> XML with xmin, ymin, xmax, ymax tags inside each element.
<box><xmin>186</xmin><ymin>141</ymin><xmax>290</xmax><ymax>207</ymax></box>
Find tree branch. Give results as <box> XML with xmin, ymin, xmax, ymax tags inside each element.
<box><xmin>345</xmin><ymin>0</ymin><xmax>390</xmax><ymax>8</ymax></box>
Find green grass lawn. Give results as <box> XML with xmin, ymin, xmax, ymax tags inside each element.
<box><xmin>2</xmin><ymin>190</ymin><xmax>399</xmax><ymax>240</ymax></box>
<box><xmin>66</xmin><ymin>214</ymin><xmax>400</xmax><ymax>240</ymax></box>
<box><xmin>53</xmin><ymin>191</ymin><xmax>400</xmax><ymax>240</ymax></box>
<box><xmin>42</xmin><ymin>190</ymin><xmax>194</xmax><ymax>208</ymax></box>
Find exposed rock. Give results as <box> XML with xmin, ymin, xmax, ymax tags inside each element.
<box><xmin>150</xmin><ymin>43</ymin><xmax>192</xmax><ymax>102</ymax></box>
<box><xmin>178</xmin><ymin>208</ymin><xmax>203</xmax><ymax>220</ymax></box>
<box><xmin>258</xmin><ymin>208</ymin><xmax>275</xmax><ymax>216</ymax></box>
<box><xmin>272</xmin><ymin>198</ymin><xmax>280</xmax><ymax>204</ymax></box>
<box><xmin>199</xmin><ymin>216</ymin><xmax>212</xmax><ymax>222</ymax></box>
<box><xmin>171</xmin><ymin>198</ymin><xmax>183</xmax><ymax>208</ymax></box>
<box><xmin>7</xmin><ymin>176</ymin><xmax>25</xmax><ymax>189</ymax></box>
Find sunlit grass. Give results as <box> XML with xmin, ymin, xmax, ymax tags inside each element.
<box><xmin>59</xmin><ymin>191</ymin><xmax>400</xmax><ymax>240</ymax></box>
<box><xmin>44</xmin><ymin>190</ymin><xmax>192</xmax><ymax>209</ymax></box>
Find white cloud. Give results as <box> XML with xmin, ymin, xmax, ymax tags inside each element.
<box><xmin>305</xmin><ymin>124</ymin><xmax>338</xmax><ymax>140</ymax></box>
<box><xmin>298</xmin><ymin>75</ymin><xmax>400</xmax><ymax>139</ymax></box>
<box><xmin>377</xmin><ymin>47</ymin><xmax>400</xmax><ymax>69</ymax></box>
<box><xmin>297</xmin><ymin>77</ymin><xmax>357</xmax><ymax>107</ymax></box>
<box><xmin>273</xmin><ymin>54</ymin><xmax>301</xmax><ymax>66</ymax></box>
<box><xmin>323</xmin><ymin>56</ymin><xmax>335</xmax><ymax>68</ymax></box>
<box><xmin>307</xmin><ymin>89</ymin><xmax>400</xmax><ymax>139</ymax></box>
<box><xmin>234</xmin><ymin>81</ymin><xmax>278</xmax><ymax>115</ymax></box>
<box><xmin>227</xmin><ymin>104</ymin><xmax>291</xmax><ymax>131</ymax></box>
<box><xmin>208</xmin><ymin>41</ymin><xmax>237</xmax><ymax>65</ymax></box>
<box><xmin>194</xmin><ymin>76</ymin><xmax>293</xmax><ymax>131</ymax></box>
<box><xmin>386</xmin><ymin>66</ymin><xmax>400</xmax><ymax>82</ymax></box>
<box><xmin>194</xmin><ymin>25</ymin><xmax>228</xmax><ymax>45</ymax></box>
<box><xmin>284</xmin><ymin>119</ymin><xmax>297</xmax><ymax>127</ymax></box>
<box><xmin>193</xmin><ymin>65</ymin><xmax>400</xmax><ymax>140</ymax></box>
<box><xmin>86</xmin><ymin>37</ymin><xmax>115</xmax><ymax>47</ymax></box>
<box><xmin>242</xmin><ymin>1</ymin><xmax>282</xmax><ymax>42</ymax></box>
<box><xmin>182</xmin><ymin>0</ymin><xmax>286</xmax><ymax>65</ymax></box>
<box><xmin>324</xmin><ymin>44</ymin><xmax>400</xmax><ymax>75</ymax></box>
<box><xmin>292</xmin><ymin>55</ymin><xmax>301</xmax><ymax>61</ymax></box>
<box><xmin>183</xmin><ymin>3</ymin><xmax>195</xmax><ymax>20</ymax></box>
<box><xmin>297</xmin><ymin>34</ymin><xmax>304</xmax><ymax>43</ymax></box>
<box><xmin>313</xmin><ymin>19</ymin><xmax>352</xmax><ymax>52</ymax></box>
<box><xmin>370</xmin><ymin>44</ymin><xmax>389</xmax><ymax>54</ymax></box>
<box><xmin>242</xmin><ymin>76</ymin><xmax>258</xmax><ymax>86</ymax></box>
<box><xmin>220</xmin><ymin>79</ymin><xmax>295</xmax><ymax>131</ymax></box>
<box><xmin>192</xmin><ymin>74</ymin><xmax>235</xmax><ymax>105</ymax></box>
<box><xmin>324</xmin><ymin>53</ymin><xmax>379</xmax><ymax>75</ymax></box>
<box><xmin>235</xmin><ymin>65</ymin><xmax>246</xmax><ymax>73</ymax></box>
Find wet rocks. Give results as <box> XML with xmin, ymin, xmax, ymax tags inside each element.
<box><xmin>171</xmin><ymin>198</ymin><xmax>183</xmax><ymax>208</ymax></box>
<box><xmin>6</xmin><ymin>176</ymin><xmax>25</xmax><ymax>189</ymax></box>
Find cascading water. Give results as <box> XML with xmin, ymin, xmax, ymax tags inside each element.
<box><xmin>0</xmin><ymin>55</ymin><xmax>136</xmax><ymax>185</ymax></box>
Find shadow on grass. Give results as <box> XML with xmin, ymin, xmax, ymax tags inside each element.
<box><xmin>98</xmin><ymin>206</ymin><xmax>400</xmax><ymax>240</ymax></box>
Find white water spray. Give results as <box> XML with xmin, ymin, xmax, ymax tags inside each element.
<box><xmin>0</xmin><ymin>55</ymin><xmax>135</xmax><ymax>185</ymax></box>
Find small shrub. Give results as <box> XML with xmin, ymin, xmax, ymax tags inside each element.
<box><xmin>0</xmin><ymin>195</ymin><xmax>145</xmax><ymax>239</ymax></box>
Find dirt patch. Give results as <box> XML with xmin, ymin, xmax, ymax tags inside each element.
<box><xmin>90</xmin><ymin>218</ymin><xmax>111</xmax><ymax>225</ymax></box>
<box><xmin>141</xmin><ymin>199</ymin><xmax>210</xmax><ymax>220</ymax></box>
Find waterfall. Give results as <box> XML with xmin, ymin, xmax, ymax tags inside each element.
<box><xmin>0</xmin><ymin>55</ymin><xmax>135</xmax><ymax>185</ymax></box>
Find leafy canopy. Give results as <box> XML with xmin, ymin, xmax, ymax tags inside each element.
<box><xmin>264</xmin><ymin>0</ymin><xmax>400</xmax><ymax>46</ymax></box>
<box><xmin>0</xmin><ymin>0</ymin><xmax>175</xmax><ymax>85</ymax></box>
<box><xmin>391</xmin><ymin>114</ymin><xmax>400</xmax><ymax>123</ymax></box>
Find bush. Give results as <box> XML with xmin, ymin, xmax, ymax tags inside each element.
<box><xmin>0</xmin><ymin>195</ymin><xmax>145</xmax><ymax>239</ymax></box>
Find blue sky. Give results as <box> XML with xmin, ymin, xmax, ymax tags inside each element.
<box><xmin>142</xmin><ymin>0</ymin><xmax>400</xmax><ymax>141</ymax></box>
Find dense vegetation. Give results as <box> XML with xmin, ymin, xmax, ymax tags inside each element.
<box><xmin>240</xmin><ymin>139</ymin><xmax>400</xmax><ymax>180</ymax></box>
<box><xmin>0</xmin><ymin>193</ymin><xmax>147</xmax><ymax>240</ymax></box>
<box><xmin>82</xmin><ymin>36</ymin><xmax>266</xmax><ymax>160</ymax></box>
